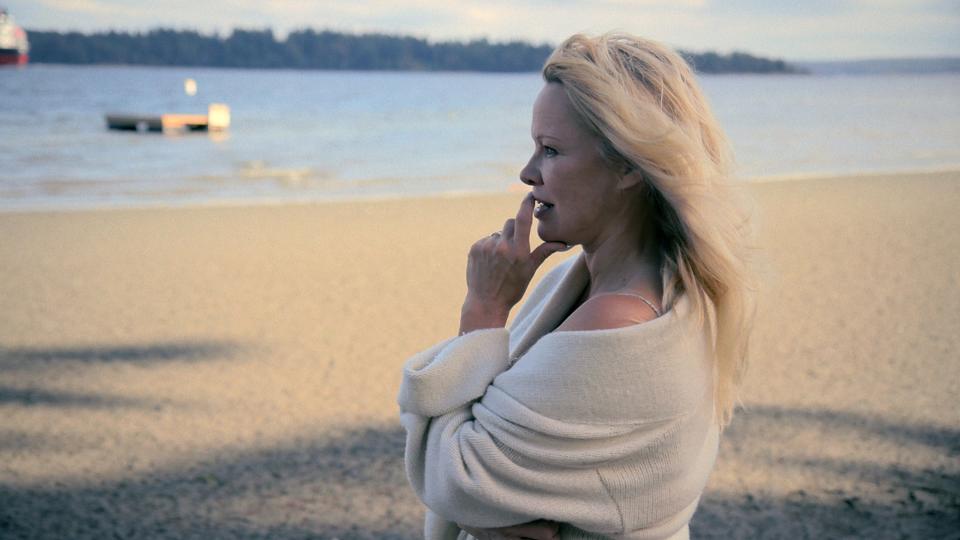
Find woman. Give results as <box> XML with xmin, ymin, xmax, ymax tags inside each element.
<box><xmin>398</xmin><ymin>32</ymin><xmax>755</xmax><ymax>540</ymax></box>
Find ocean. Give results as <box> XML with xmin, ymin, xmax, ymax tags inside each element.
<box><xmin>2</xmin><ymin>65</ymin><xmax>959</xmax><ymax>211</ymax></box>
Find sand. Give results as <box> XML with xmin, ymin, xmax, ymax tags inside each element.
<box><xmin>0</xmin><ymin>170</ymin><xmax>957</xmax><ymax>539</ymax></box>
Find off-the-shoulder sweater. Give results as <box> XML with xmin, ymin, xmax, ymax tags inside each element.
<box><xmin>398</xmin><ymin>252</ymin><xmax>718</xmax><ymax>540</ymax></box>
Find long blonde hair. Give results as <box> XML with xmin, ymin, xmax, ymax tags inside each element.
<box><xmin>543</xmin><ymin>33</ymin><xmax>756</xmax><ymax>427</ymax></box>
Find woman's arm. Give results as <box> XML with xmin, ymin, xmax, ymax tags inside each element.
<box><xmin>400</xmin><ymin>194</ymin><xmax>586</xmax><ymax>535</ymax></box>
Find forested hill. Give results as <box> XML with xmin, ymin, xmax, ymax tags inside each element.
<box><xmin>26</xmin><ymin>28</ymin><xmax>800</xmax><ymax>74</ymax></box>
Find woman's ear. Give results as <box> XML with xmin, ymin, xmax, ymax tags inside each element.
<box><xmin>618</xmin><ymin>165</ymin><xmax>645</xmax><ymax>191</ymax></box>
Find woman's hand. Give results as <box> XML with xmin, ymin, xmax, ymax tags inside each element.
<box><xmin>459</xmin><ymin>193</ymin><xmax>568</xmax><ymax>335</ymax></box>
<box><xmin>458</xmin><ymin>520</ymin><xmax>561</xmax><ymax>540</ymax></box>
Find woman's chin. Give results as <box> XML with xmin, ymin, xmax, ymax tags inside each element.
<box><xmin>536</xmin><ymin>223</ymin><xmax>564</xmax><ymax>245</ymax></box>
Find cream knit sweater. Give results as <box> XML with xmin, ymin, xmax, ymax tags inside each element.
<box><xmin>398</xmin><ymin>253</ymin><xmax>718</xmax><ymax>540</ymax></box>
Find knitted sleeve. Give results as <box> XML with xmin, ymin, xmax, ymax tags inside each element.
<box><xmin>397</xmin><ymin>328</ymin><xmax>511</xmax><ymax>417</ymax></box>
<box><xmin>399</xmin><ymin>342</ymin><xmax>625</xmax><ymax>534</ymax></box>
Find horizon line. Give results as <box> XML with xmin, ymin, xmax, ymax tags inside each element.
<box><xmin>19</xmin><ymin>25</ymin><xmax>960</xmax><ymax>64</ymax></box>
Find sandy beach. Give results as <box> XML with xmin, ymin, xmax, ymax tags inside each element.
<box><xmin>1</xmin><ymin>170</ymin><xmax>957</xmax><ymax>539</ymax></box>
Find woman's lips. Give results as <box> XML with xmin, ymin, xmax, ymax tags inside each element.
<box><xmin>533</xmin><ymin>197</ymin><xmax>554</xmax><ymax>218</ymax></box>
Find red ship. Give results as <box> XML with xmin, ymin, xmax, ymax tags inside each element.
<box><xmin>0</xmin><ymin>7</ymin><xmax>28</xmax><ymax>66</ymax></box>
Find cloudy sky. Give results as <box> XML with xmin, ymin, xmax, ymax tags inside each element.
<box><xmin>9</xmin><ymin>0</ymin><xmax>960</xmax><ymax>60</ymax></box>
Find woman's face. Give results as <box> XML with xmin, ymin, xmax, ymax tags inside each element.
<box><xmin>520</xmin><ymin>83</ymin><xmax>628</xmax><ymax>248</ymax></box>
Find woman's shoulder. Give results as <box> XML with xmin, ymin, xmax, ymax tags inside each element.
<box><xmin>554</xmin><ymin>292</ymin><xmax>661</xmax><ymax>333</ymax></box>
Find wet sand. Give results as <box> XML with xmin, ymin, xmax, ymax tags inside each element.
<box><xmin>1</xmin><ymin>170</ymin><xmax>958</xmax><ymax>538</ymax></box>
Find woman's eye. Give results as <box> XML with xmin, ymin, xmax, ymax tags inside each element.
<box><xmin>543</xmin><ymin>146</ymin><xmax>558</xmax><ymax>157</ymax></box>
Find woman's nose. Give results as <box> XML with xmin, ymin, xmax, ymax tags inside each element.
<box><xmin>519</xmin><ymin>158</ymin><xmax>541</xmax><ymax>186</ymax></box>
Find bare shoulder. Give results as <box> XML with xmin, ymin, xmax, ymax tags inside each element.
<box><xmin>555</xmin><ymin>293</ymin><xmax>661</xmax><ymax>332</ymax></box>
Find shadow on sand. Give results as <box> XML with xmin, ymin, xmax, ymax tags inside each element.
<box><xmin>1</xmin><ymin>394</ymin><xmax>956</xmax><ymax>538</ymax></box>
<box><xmin>0</xmin><ymin>425</ymin><xmax>419</xmax><ymax>539</ymax></box>
<box><xmin>0</xmin><ymin>340</ymin><xmax>245</xmax><ymax>410</ymax></box>
<box><xmin>0</xmin><ymin>341</ymin><xmax>242</xmax><ymax>368</ymax></box>
<box><xmin>691</xmin><ymin>404</ymin><xmax>959</xmax><ymax>539</ymax></box>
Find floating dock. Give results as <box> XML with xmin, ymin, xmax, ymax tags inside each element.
<box><xmin>106</xmin><ymin>103</ymin><xmax>230</xmax><ymax>133</ymax></box>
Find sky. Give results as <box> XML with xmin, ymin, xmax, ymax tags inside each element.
<box><xmin>8</xmin><ymin>0</ymin><xmax>960</xmax><ymax>61</ymax></box>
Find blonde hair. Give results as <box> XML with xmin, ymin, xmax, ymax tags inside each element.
<box><xmin>543</xmin><ymin>33</ymin><xmax>756</xmax><ymax>427</ymax></box>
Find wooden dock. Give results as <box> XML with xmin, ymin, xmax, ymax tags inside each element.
<box><xmin>106</xmin><ymin>103</ymin><xmax>230</xmax><ymax>133</ymax></box>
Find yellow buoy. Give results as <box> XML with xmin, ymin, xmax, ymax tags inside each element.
<box><xmin>207</xmin><ymin>103</ymin><xmax>230</xmax><ymax>131</ymax></box>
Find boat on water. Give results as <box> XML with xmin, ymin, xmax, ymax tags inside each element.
<box><xmin>0</xmin><ymin>7</ymin><xmax>28</xmax><ymax>66</ymax></box>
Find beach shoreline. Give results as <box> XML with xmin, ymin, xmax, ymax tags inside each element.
<box><xmin>3</xmin><ymin>165</ymin><xmax>960</xmax><ymax>216</ymax></box>
<box><xmin>1</xmin><ymin>170</ymin><xmax>957</xmax><ymax>538</ymax></box>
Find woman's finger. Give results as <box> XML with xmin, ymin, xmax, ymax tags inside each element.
<box><xmin>502</xmin><ymin>218</ymin><xmax>516</xmax><ymax>242</ymax></box>
<box><xmin>530</xmin><ymin>241</ymin><xmax>569</xmax><ymax>268</ymax></box>
<box><xmin>513</xmin><ymin>193</ymin><xmax>535</xmax><ymax>250</ymax></box>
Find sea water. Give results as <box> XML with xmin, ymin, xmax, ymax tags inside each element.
<box><xmin>1</xmin><ymin>65</ymin><xmax>958</xmax><ymax>211</ymax></box>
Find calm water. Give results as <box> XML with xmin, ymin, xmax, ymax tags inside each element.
<box><xmin>2</xmin><ymin>65</ymin><xmax>959</xmax><ymax>211</ymax></box>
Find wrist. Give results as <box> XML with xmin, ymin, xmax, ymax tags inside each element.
<box><xmin>459</xmin><ymin>298</ymin><xmax>510</xmax><ymax>335</ymax></box>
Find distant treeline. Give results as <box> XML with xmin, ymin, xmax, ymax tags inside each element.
<box><xmin>796</xmin><ymin>57</ymin><xmax>960</xmax><ymax>75</ymax></box>
<box><xmin>26</xmin><ymin>28</ymin><xmax>800</xmax><ymax>74</ymax></box>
